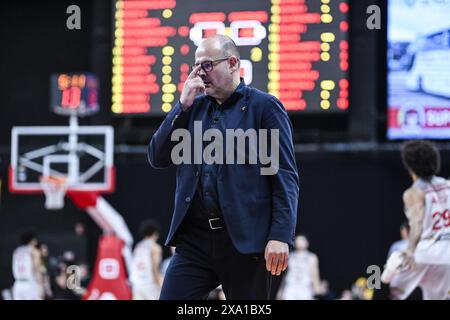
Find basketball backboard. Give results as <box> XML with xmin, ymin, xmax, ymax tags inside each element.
<box><xmin>9</xmin><ymin>125</ymin><xmax>115</xmax><ymax>194</ymax></box>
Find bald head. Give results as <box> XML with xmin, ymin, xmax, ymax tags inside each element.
<box><xmin>200</xmin><ymin>35</ymin><xmax>240</xmax><ymax>62</ymax></box>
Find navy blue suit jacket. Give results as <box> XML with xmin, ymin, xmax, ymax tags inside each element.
<box><xmin>148</xmin><ymin>84</ymin><xmax>299</xmax><ymax>254</ymax></box>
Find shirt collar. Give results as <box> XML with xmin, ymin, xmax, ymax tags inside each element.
<box><xmin>206</xmin><ymin>78</ymin><xmax>246</xmax><ymax>108</ymax></box>
<box><xmin>234</xmin><ymin>78</ymin><xmax>246</xmax><ymax>96</ymax></box>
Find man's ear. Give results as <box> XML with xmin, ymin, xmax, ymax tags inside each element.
<box><xmin>229</xmin><ymin>56</ymin><xmax>239</xmax><ymax>72</ymax></box>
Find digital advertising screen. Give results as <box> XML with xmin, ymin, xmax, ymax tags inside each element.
<box><xmin>387</xmin><ymin>0</ymin><xmax>450</xmax><ymax>139</ymax></box>
<box><xmin>112</xmin><ymin>0</ymin><xmax>349</xmax><ymax>116</ymax></box>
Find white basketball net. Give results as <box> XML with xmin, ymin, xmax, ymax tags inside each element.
<box><xmin>39</xmin><ymin>176</ymin><xmax>69</xmax><ymax>210</ymax></box>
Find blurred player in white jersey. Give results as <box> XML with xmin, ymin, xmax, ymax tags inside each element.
<box><xmin>130</xmin><ymin>220</ymin><xmax>163</xmax><ymax>300</ymax></box>
<box><xmin>279</xmin><ymin>235</ymin><xmax>321</xmax><ymax>300</ymax></box>
<box><xmin>386</xmin><ymin>141</ymin><xmax>450</xmax><ymax>300</ymax></box>
<box><xmin>12</xmin><ymin>231</ymin><xmax>43</xmax><ymax>300</ymax></box>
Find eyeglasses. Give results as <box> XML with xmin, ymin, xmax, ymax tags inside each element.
<box><xmin>191</xmin><ymin>57</ymin><xmax>230</xmax><ymax>73</ymax></box>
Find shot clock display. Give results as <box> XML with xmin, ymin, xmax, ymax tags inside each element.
<box><xmin>112</xmin><ymin>0</ymin><xmax>349</xmax><ymax>115</ymax></box>
<box><xmin>50</xmin><ymin>73</ymin><xmax>99</xmax><ymax>116</ymax></box>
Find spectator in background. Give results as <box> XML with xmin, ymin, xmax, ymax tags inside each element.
<box><xmin>351</xmin><ymin>277</ymin><xmax>373</xmax><ymax>300</ymax></box>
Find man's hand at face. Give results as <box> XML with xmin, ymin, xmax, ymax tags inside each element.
<box><xmin>179</xmin><ymin>65</ymin><xmax>205</xmax><ymax>110</ymax></box>
<box><xmin>264</xmin><ymin>240</ymin><xmax>289</xmax><ymax>276</ymax></box>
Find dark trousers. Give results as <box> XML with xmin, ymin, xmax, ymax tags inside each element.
<box><xmin>160</xmin><ymin>217</ymin><xmax>274</xmax><ymax>300</ymax></box>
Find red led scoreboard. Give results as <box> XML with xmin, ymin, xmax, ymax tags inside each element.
<box><xmin>112</xmin><ymin>0</ymin><xmax>349</xmax><ymax>115</ymax></box>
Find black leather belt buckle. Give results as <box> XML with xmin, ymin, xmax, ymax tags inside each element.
<box><xmin>208</xmin><ymin>217</ymin><xmax>223</xmax><ymax>230</ymax></box>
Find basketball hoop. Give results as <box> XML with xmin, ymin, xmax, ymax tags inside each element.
<box><xmin>39</xmin><ymin>176</ymin><xmax>69</xmax><ymax>210</ymax></box>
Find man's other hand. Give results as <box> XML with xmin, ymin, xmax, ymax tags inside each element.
<box><xmin>264</xmin><ymin>240</ymin><xmax>289</xmax><ymax>276</ymax></box>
